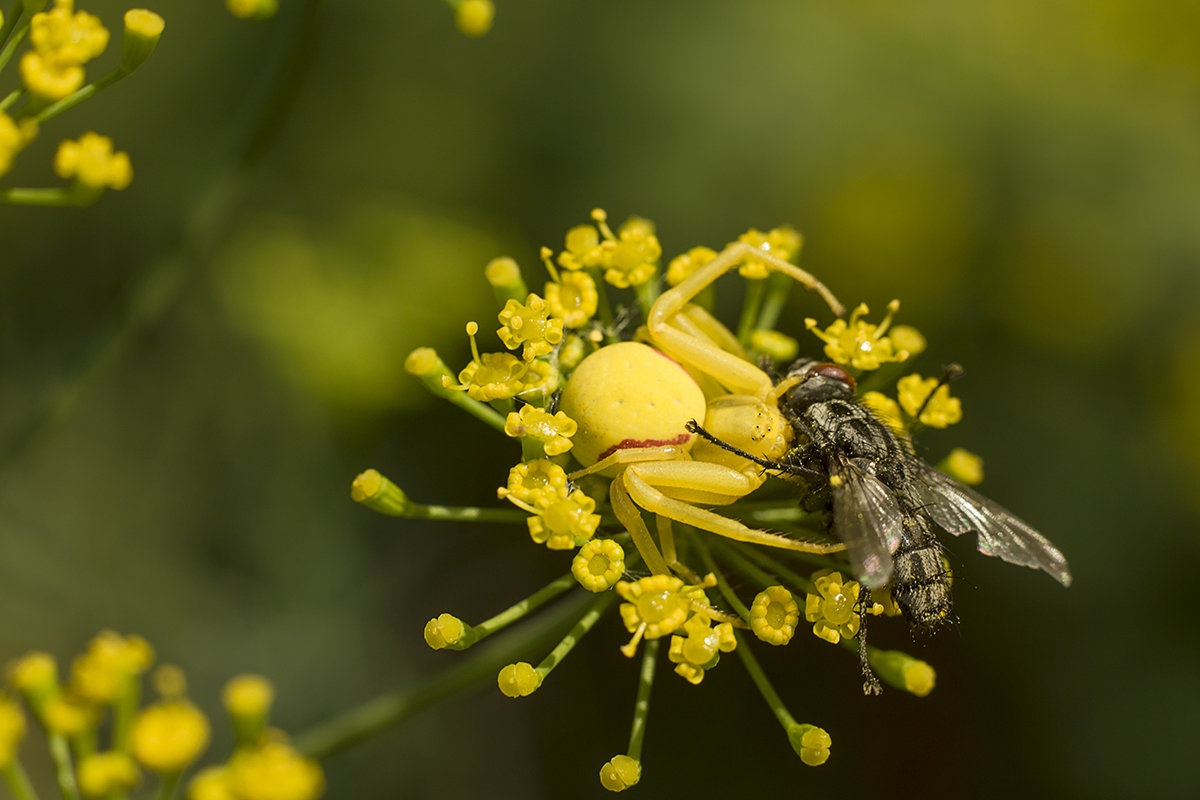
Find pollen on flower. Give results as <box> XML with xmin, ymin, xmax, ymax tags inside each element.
<box><xmin>226</xmin><ymin>738</ymin><xmax>324</xmax><ymax>800</ymax></box>
<box><xmin>78</xmin><ymin>752</ymin><xmax>140</xmax><ymax>799</ymax></box>
<box><xmin>497</xmin><ymin>662</ymin><xmax>541</xmax><ymax>697</ymax></box>
<box><xmin>497</xmin><ymin>458</ymin><xmax>569</xmax><ymax>506</ymax></box>
<box><xmin>736</xmin><ymin>226</ymin><xmax>803</xmax><ymax>279</ymax></box>
<box><xmin>423</xmin><ymin>613</ymin><xmax>474</xmax><ymax>650</ymax></box>
<box><xmin>572</xmin><ymin>539</ymin><xmax>626</xmax><ymax>592</ymax></box>
<box><xmin>787</xmin><ymin>723</ymin><xmax>832</xmax><ymax>767</ymax></box>
<box><xmin>54</xmin><ymin>133</ymin><xmax>133</xmax><ymax>191</ymax></box>
<box><xmin>804</xmin><ymin>571</ymin><xmax>862</xmax><ymax>645</ymax></box>
<box><xmin>805</xmin><ymin>300</ymin><xmax>909</xmax><ymax>371</ymax></box>
<box><xmin>545</xmin><ymin>270</ymin><xmax>599</xmax><ymax>329</ymax></box>
<box><xmin>497</xmin><ymin>294</ymin><xmax>564</xmax><ymax>360</ymax></box>
<box><xmin>504</xmin><ymin>405</ymin><xmax>577</xmax><ymax>457</ymax></box>
<box><xmin>667</xmin><ymin>613</ymin><xmax>736</xmax><ymax>684</ymax></box>
<box><xmin>897</xmin><ymin>374</ymin><xmax>962</xmax><ymax>428</ymax></box>
<box><xmin>940</xmin><ymin>447</ymin><xmax>984</xmax><ymax>485</ymax></box>
<box><xmin>130</xmin><ymin>700</ymin><xmax>210</xmax><ymax>773</ymax></box>
<box><xmin>750</xmin><ymin>586</ymin><xmax>800</xmax><ymax>646</ymax></box>
<box><xmin>0</xmin><ymin>697</ymin><xmax>25</xmax><ymax>769</ymax></box>
<box><xmin>526</xmin><ymin>489</ymin><xmax>600</xmax><ymax>550</ymax></box>
<box><xmin>665</xmin><ymin>246</ymin><xmax>717</xmax><ymax>287</ymax></box>
<box><xmin>598</xmin><ymin>754</ymin><xmax>641</xmax><ymax>792</ymax></box>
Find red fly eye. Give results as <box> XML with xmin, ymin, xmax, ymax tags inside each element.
<box><xmin>809</xmin><ymin>362</ymin><xmax>856</xmax><ymax>393</ymax></box>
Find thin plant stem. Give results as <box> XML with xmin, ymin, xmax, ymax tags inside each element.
<box><xmin>626</xmin><ymin>637</ymin><xmax>658</xmax><ymax>761</ymax></box>
<box><xmin>149</xmin><ymin>771</ymin><xmax>182</xmax><ymax>800</ymax></box>
<box><xmin>0</xmin><ymin>16</ymin><xmax>28</xmax><ymax>73</ymax></box>
<box><xmin>294</xmin><ymin>588</ymin><xmax>595</xmax><ymax>760</ymax></box>
<box><xmin>1</xmin><ymin>759</ymin><xmax>39</xmax><ymax>800</ymax></box>
<box><xmin>533</xmin><ymin>589</ymin><xmax>616</xmax><ymax>679</ymax></box>
<box><xmin>733</xmin><ymin>631</ymin><xmax>798</xmax><ymax>731</ymax></box>
<box><xmin>694</xmin><ymin>539</ymin><xmax>750</xmax><ymax>622</ymax></box>
<box><xmin>469</xmin><ymin>572</ymin><xmax>577</xmax><ymax>642</ymax></box>
<box><xmin>405</xmin><ymin>503</ymin><xmax>528</xmax><ymax>524</ymax></box>
<box><xmin>34</xmin><ymin>69</ymin><xmax>123</xmax><ymax>124</ymax></box>
<box><xmin>48</xmin><ymin>734</ymin><xmax>79</xmax><ymax>800</ymax></box>
<box><xmin>735</xmin><ymin>277</ymin><xmax>768</xmax><ymax>346</ymax></box>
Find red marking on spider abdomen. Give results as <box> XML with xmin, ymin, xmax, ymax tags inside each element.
<box><xmin>598</xmin><ymin>432</ymin><xmax>691</xmax><ymax>462</ymax></box>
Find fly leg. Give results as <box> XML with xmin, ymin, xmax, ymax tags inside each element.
<box><xmin>858</xmin><ymin>596</ymin><xmax>883</xmax><ymax>696</ymax></box>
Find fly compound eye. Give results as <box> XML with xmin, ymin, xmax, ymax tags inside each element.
<box><xmin>809</xmin><ymin>362</ymin><xmax>856</xmax><ymax>393</ymax></box>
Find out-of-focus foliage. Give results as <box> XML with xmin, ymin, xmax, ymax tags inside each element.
<box><xmin>1</xmin><ymin>1</ymin><xmax>1198</xmax><ymax>798</ymax></box>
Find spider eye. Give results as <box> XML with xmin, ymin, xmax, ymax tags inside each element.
<box><xmin>808</xmin><ymin>362</ymin><xmax>856</xmax><ymax>393</ymax></box>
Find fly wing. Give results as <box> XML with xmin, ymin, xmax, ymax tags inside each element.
<box><xmin>830</xmin><ymin>454</ymin><xmax>904</xmax><ymax>589</ymax></box>
<box><xmin>913</xmin><ymin>461</ymin><xmax>1072</xmax><ymax>586</ymax></box>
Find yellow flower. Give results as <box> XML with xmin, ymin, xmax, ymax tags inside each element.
<box><xmin>226</xmin><ymin>0</ymin><xmax>279</xmax><ymax>20</ymax></box>
<box><xmin>8</xmin><ymin>651</ymin><xmax>58</xmax><ymax>697</ymax></box>
<box><xmin>897</xmin><ymin>373</ymin><xmax>962</xmax><ymax>428</ymax></box>
<box><xmin>526</xmin><ymin>489</ymin><xmax>600</xmax><ymax>550</ymax></box>
<box><xmin>572</xmin><ymin>538</ymin><xmax>625</xmax><ymax>592</ymax></box>
<box><xmin>940</xmin><ymin>447</ymin><xmax>983</xmax><ymax>485</ymax></box>
<box><xmin>750</xmin><ymin>585</ymin><xmax>800</xmax><ymax>646</ymax></box>
<box><xmin>598</xmin><ymin>755</ymin><xmax>641</xmax><ymax>792</ymax></box>
<box><xmin>188</xmin><ymin>767</ymin><xmax>234</xmax><ymax>800</ymax></box>
<box><xmin>557</xmin><ymin>223</ymin><xmax>605</xmax><ymax>271</ymax></box>
<box><xmin>600</xmin><ymin>216</ymin><xmax>660</xmax><ymax>289</ymax></box>
<box><xmin>223</xmin><ymin>675</ymin><xmax>275</xmax><ymax>722</ymax></box>
<box><xmin>19</xmin><ymin>51</ymin><xmax>85</xmax><ymax>100</ymax></box>
<box><xmin>504</xmin><ymin>405</ymin><xmax>577</xmax><ymax>457</ymax></box>
<box><xmin>130</xmin><ymin>701</ymin><xmax>210</xmax><ymax>773</ymax></box>
<box><xmin>44</xmin><ymin>695</ymin><xmax>96</xmax><ymax>737</ymax></box>
<box><xmin>617</xmin><ymin>575</ymin><xmax>692</xmax><ymax>640</ymax></box>
<box><xmin>667</xmin><ymin>613</ymin><xmax>736</xmax><ymax>684</ymax></box>
<box><xmin>455</xmin><ymin>0</ymin><xmax>495</xmax><ymax>37</ymax></box>
<box><xmin>30</xmin><ymin>1</ymin><xmax>109</xmax><ymax>65</ymax></box>
<box><xmin>120</xmin><ymin>9</ymin><xmax>166</xmax><ymax>73</ymax></box>
<box><xmin>860</xmin><ymin>390</ymin><xmax>906</xmax><ymax>435</ymax></box>
<box><xmin>0</xmin><ymin>113</ymin><xmax>37</xmax><ymax>177</ymax></box>
<box><xmin>69</xmin><ymin>631</ymin><xmax>153</xmax><ymax>706</ymax></box>
<box><xmin>497</xmin><ymin>293</ymin><xmax>564</xmax><ymax>360</ymax></box>
<box><xmin>665</xmin><ymin>246</ymin><xmax>716</xmax><ymax>287</ymax></box>
<box><xmin>226</xmin><ymin>739</ymin><xmax>324</xmax><ymax>800</ymax></box>
<box><xmin>54</xmin><ymin>133</ymin><xmax>133</xmax><ymax>190</ymax></box>
<box><xmin>544</xmin><ymin>271</ymin><xmax>599</xmax><ymax>329</ymax></box>
<box><xmin>804</xmin><ymin>571</ymin><xmax>862</xmax><ymax>645</ymax></box>
<box><xmin>735</xmin><ymin>226</ymin><xmax>803</xmax><ymax>279</ymax></box>
<box><xmin>805</xmin><ymin>300</ymin><xmax>908</xmax><ymax>371</ymax></box>
<box><xmin>787</xmin><ymin>723</ymin><xmax>832</xmax><ymax>767</ymax></box>
<box><xmin>423</xmin><ymin>613</ymin><xmax>473</xmax><ymax>650</ymax></box>
<box><xmin>497</xmin><ymin>458</ymin><xmax>570</xmax><ymax>506</ymax></box>
<box><xmin>78</xmin><ymin>752</ymin><xmax>140</xmax><ymax>799</ymax></box>
<box><xmin>497</xmin><ymin>662</ymin><xmax>541</xmax><ymax>698</ymax></box>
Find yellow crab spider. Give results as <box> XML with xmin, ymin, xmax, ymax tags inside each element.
<box><xmin>561</xmin><ymin>242</ymin><xmax>849</xmax><ymax>576</ymax></box>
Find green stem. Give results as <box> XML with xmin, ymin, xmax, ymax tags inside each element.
<box><xmin>735</xmin><ymin>277</ymin><xmax>768</xmax><ymax>347</ymax></box>
<box><xmin>634</xmin><ymin>276</ymin><xmax>660</xmax><ymax>322</ymax></box>
<box><xmin>407</xmin><ymin>503</ymin><xmax>527</xmax><ymax>523</ymax></box>
<box><xmin>733</xmin><ymin>631</ymin><xmax>797</xmax><ymax>731</ymax></box>
<box><xmin>468</xmin><ymin>572</ymin><xmax>577</xmax><ymax>643</ymax></box>
<box><xmin>755</xmin><ymin>271</ymin><xmax>794</xmax><ymax>331</ymax></box>
<box><xmin>626</xmin><ymin>637</ymin><xmax>658</xmax><ymax>761</ymax></box>
<box><xmin>294</xmin><ymin>588</ymin><xmax>594</xmax><ymax>760</ymax></box>
<box><xmin>589</xmin><ymin>268</ymin><xmax>617</xmax><ymax>344</ymax></box>
<box><xmin>0</xmin><ymin>16</ymin><xmax>28</xmax><ymax>73</ymax></box>
<box><xmin>48</xmin><ymin>734</ymin><xmax>79</xmax><ymax>800</ymax></box>
<box><xmin>706</xmin><ymin>537</ymin><xmax>776</xmax><ymax>589</ymax></box>
<box><xmin>149</xmin><ymin>771</ymin><xmax>182</xmax><ymax>800</ymax></box>
<box><xmin>111</xmin><ymin>675</ymin><xmax>140</xmax><ymax>753</ymax></box>
<box><xmin>0</xmin><ymin>88</ymin><xmax>22</xmax><ymax>112</ymax></box>
<box><xmin>34</xmin><ymin>68</ymin><xmax>124</xmax><ymax>124</ymax></box>
<box><xmin>695</xmin><ymin>539</ymin><xmax>750</xmax><ymax>622</ymax></box>
<box><xmin>0</xmin><ymin>186</ymin><xmax>100</xmax><ymax>206</ymax></box>
<box><xmin>727</xmin><ymin>541</ymin><xmax>819</xmax><ymax>594</ymax></box>
<box><xmin>533</xmin><ymin>590</ymin><xmax>616</xmax><ymax>679</ymax></box>
<box><xmin>2</xmin><ymin>759</ymin><xmax>40</xmax><ymax>800</ymax></box>
<box><xmin>0</xmin><ymin>3</ymin><xmax>22</xmax><ymax>51</ymax></box>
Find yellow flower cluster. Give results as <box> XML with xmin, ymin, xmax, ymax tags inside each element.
<box><xmin>0</xmin><ymin>113</ymin><xmax>37</xmax><ymax>177</ymax></box>
<box><xmin>555</xmin><ymin>209</ymin><xmax>662</xmax><ymax>288</ymax></box>
<box><xmin>21</xmin><ymin>0</ymin><xmax>109</xmax><ymax>101</ymax></box>
<box><xmin>3</xmin><ymin>632</ymin><xmax>320</xmax><ymax>800</ymax></box>
<box><xmin>55</xmin><ymin>131</ymin><xmax>133</xmax><ymax>190</ymax></box>
<box><xmin>805</xmin><ymin>300</ymin><xmax>909</xmax><ymax>370</ymax></box>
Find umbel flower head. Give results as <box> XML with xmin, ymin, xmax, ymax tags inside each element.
<box><xmin>350</xmin><ymin>209</ymin><xmax>1049</xmax><ymax>792</ymax></box>
<box><xmin>2</xmin><ymin>631</ymin><xmax>323</xmax><ymax>800</ymax></box>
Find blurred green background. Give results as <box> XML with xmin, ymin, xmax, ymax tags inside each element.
<box><xmin>3</xmin><ymin>0</ymin><xmax>1199</xmax><ymax>797</ymax></box>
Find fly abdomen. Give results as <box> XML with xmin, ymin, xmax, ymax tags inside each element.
<box><xmin>890</xmin><ymin>513</ymin><xmax>953</xmax><ymax>633</ymax></box>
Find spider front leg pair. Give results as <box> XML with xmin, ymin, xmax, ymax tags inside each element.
<box><xmin>570</xmin><ymin>446</ymin><xmax>842</xmax><ymax>577</ymax></box>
